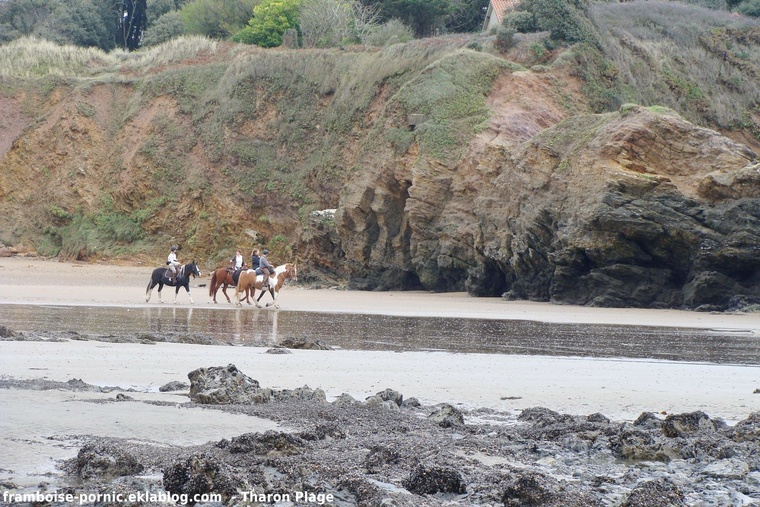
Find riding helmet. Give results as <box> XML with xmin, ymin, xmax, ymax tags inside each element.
<box><xmin>171</xmin><ymin>245</ymin><xmax>178</xmax><ymax>251</ymax></box>
<box><xmin>262</xmin><ymin>249</ymin><xmax>269</xmax><ymax>254</ymax></box>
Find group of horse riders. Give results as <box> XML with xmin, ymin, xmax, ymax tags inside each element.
<box><xmin>227</xmin><ymin>248</ymin><xmax>274</xmax><ymax>289</ymax></box>
<box><xmin>165</xmin><ymin>245</ymin><xmax>274</xmax><ymax>289</ymax></box>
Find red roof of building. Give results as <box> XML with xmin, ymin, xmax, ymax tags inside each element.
<box><xmin>492</xmin><ymin>0</ymin><xmax>522</xmax><ymax>22</ymax></box>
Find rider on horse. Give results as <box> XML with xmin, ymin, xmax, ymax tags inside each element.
<box><xmin>228</xmin><ymin>249</ymin><xmax>245</xmax><ymax>284</ymax></box>
<box><xmin>166</xmin><ymin>245</ymin><xmax>181</xmax><ymax>282</ymax></box>
<box><xmin>250</xmin><ymin>248</ymin><xmax>260</xmax><ymax>271</ymax></box>
<box><xmin>259</xmin><ymin>249</ymin><xmax>274</xmax><ymax>289</ymax></box>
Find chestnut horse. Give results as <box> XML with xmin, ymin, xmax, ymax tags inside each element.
<box><xmin>234</xmin><ymin>263</ymin><xmax>297</xmax><ymax>308</ymax></box>
<box><xmin>146</xmin><ymin>261</ymin><xmax>201</xmax><ymax>304</ymax></box>
<box><xmin>208</xmin><ymin>267</ymin><xmax>251</xmax><ymax>304</ymax></box>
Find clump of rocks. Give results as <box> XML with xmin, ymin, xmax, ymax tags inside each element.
<box><xmin>30</xmin><ymin>364</ymin><xmax>759</xmax><ymax>506</ymax></box>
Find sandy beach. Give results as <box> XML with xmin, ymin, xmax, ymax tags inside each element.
<box><xmin>3</xmin><ymin>256</ymin><xmax>760</xmax><ymax>328</ymax></box>
<box><xmin>1</xmin><ymin>256</ymin><xmax>760</xmax><ymax>499</ymax></box>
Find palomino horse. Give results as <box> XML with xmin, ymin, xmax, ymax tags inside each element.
<box><xmin>234</xmin><ymin>263</ymin><xmax>297</xmax><ymax>308</ymax></box>
<box><xmin>146</xmin><ymin>261</ymin><xmax>201</xmax><ymax>304</ymax></box>
<box><xmin>208</xmin><ymin>267</ymin><xmax>251</xmax><ymax>304</ymax></box>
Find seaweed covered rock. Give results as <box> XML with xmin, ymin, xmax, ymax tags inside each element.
<box><xmin>69</xmin><ymin>443</ymin><xmax>144</xmax><ymax>480</ymax></box>
<box><xmin>215</xmin><ymin>431</ymin><xmax>304</xmax><ymax>456</ymax></box>
<box><xmin>620</xmin><ymin>478</ymin><xmax>685</xmax><ymax>507</ymax></box>
<box><xmin>428</xmin><ymin>403</ymin><xmax>465</xmax><ymax>428</ymax></box>
<box><xmin>501</xmin><ymin>472</ymin><xmax>601</xmax><ymax>507</ymax></box>
<box><xmin>403</xmin><ymin>464</ymin><xmax>466</xmax><ymax>495</ymax></box>
<box><xmin>187</xmin><ymin>364</ymin><xmax>265</xmax><ymax>404</ymax></box>
<box><xmin>162</xmin><ymin>454</ymin><xmax>240</xmax><ymax>506</ymax></box>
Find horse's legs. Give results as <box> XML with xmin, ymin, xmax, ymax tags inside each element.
<box><xmin>174</xmin><ymin>284</ymin><xmax>193</xmax><ymax>304</ymax></box>
<box><xmin>255</xmin><ymin>289</ymin><xmax>266</xmax><ymax>308</ymax></box>
<box><xmin>158</xmin><ymin>283</ymin><xmax>164</xmax><ymax>303</ymax></box>
<box><xmin>221</xmin><ymin>283</ymin><xmax>231</xmax><ymax>304</ymax></box>
<box><xmin>246</xmin><ymin>288</ymin><xmax>253</xmax><ymax>305</ymax></box>
<box><xmin>265</xmin><ymin>288</ymin><xmax>279</xmax><ymax>309</ymax></box>
<box><xmin>146</xmin><ymin>280</ymin><xmax>156</xmax><ymax>302</ymax></box>
<box><xmin>234</xmin><ymin>285</ymin><xmax>243</xmax><ymax>307</ymax></box>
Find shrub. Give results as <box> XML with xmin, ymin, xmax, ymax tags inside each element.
<box><xmin>588</xmin><ymin>1</ymin><xmax>760</xmax><ymax>129</ymax></box>
<box><xmin>141</xmin><ymin>11</ymin><xmax>185</xmax><ymax>47</ymax></box>
<box><xmin>362</xmin><ymin>19</ymin><xmax>414</xmax><ymax>46</ymax></box>
<box><xmin>299</xmin><ymin>0</ymin><xmax>354</xmax><ymax>48</ymax></box>
<box><xmin>231</xmin><ymin>0</ymin><xmax>303</xmax><ymax>47</ymax></box>
<box><xmin>179</xmin><ymin>0</ymin><xmax>257</xmax><ymax>39</ymax></box>
<box><xmin>503</xmin><ymin>10</ymin><xmax>536</xmax><ymax>32</ymax></box>
<box><xmin>737</xmin><ymin>0</ymin><xmax>760</xmax><ymax>16</ymax></box>
<box><xmin>495</xmin><ymin>26</ymin><xmax>516</xmax><ymax>53</ymax></box>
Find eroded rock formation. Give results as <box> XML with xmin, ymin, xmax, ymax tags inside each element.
<box><xmin>336</xmin><ymin>106</ymin><xmax>760</xmax><ymax>310</ymax></box>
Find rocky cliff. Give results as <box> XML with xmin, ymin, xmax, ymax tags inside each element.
<box><xmin>335</xmin><ymin>105</ymin><xmax>760</xmax><ymax>310</ymax></box>
<box><xmin>1</xmin><ymin>38</ymin><xmax>759</xmax><ymax>310</ymax></box>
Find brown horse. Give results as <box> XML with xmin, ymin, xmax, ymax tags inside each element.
<box><xmin>208</xmin><ymin>267</ymin><xmax>251</xmax><ymax>304</ymax></box>
<box><xmin>234</xmin><ymin>263</ymin><xmax>297</xmax><ymax>308</ymax></box>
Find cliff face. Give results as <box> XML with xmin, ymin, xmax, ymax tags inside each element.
<box><xmin>336</xmin><ymin>105</ymin><xmax>760</xmax><ymax>310</ymax></box>
<box><xmin>1</xmin><ymin>39</ymin><xmax>759</xmax><ymax>310</ymax></box>
<box><xmin>0</xmin><ymin>84</ymin><xmax>262</xmax><ymax>262</ymax></box>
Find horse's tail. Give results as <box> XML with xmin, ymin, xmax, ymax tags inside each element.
<box><xmin>209</xmin><ymin>270</ymin><xmax>218</xmax><ymax>297</ymax></box>
<box><xmin>146</xmin><ymin>274</ymin><xmax>154</xmax><ymax>295</ymax></box>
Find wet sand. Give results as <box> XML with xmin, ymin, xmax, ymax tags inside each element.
<box><xmin>1</xmin><ymin>256</ymin><xmax>759</xmax><ymax>489</ymax></box>
<box><xmin>2</xmin><ymin>256</ymin><xmax>760</xmax><ymax>329</ymax></box>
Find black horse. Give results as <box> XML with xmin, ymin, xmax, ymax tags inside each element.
<box><xmin>145</xmin><ymin>261</ymin><xmax>201</xmax><ymax>304</ymax></box>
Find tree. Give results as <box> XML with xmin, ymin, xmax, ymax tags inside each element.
<box><xmin>444</xmin><ymin>0</ymin><xmax>488</xmax><ymax>33</ymax></box>
<box><xmin>115</xmin><ymin>0</ymin><xmax>147</xmax><ymax>50</ymax></box>
<box><xmin>515</xmin><ymin>0</ymin><xmax>598</xmax><ymax>45</ymax></box>
<box><xmin>736</xmin><ymin>0</ymin><xmax>760</xmax><ymax>16</ymax></box>
<box><xmin>141</xmin><ymin>9</ymin><xmax>184</xmax><ymax>45</ymax></box>
<box><xmin>180</xmin><ymin>0</ymin><xmax>257</xmax><ymax>38</ymax></box>
<box><xmin>299</xmin><ymin>0</ymin><xmax>354</xmax><ymax>47</ymax></box>
<box><xmin>147</xmin><ymin>0</ymin><xmax>177</xmax><ymax>24</ymax></box>
<box><xmin>351</xmin><ymin>0</ymin><xmax>382</xmax><ymax>41</ymax></box>
<box><xmin>38</xmin><ymin>0</ymin><xmax>116</xmax><ymax>49</ymax></box>
<box><xmin>361</xmin><ymin>0</ymin><xmax>451</xmax><ymax>37</ymax></box>
<box><xmin>0</xmin><ymin>0</ymin><xmax>149</xmax><ymax>50</ymax></box>
<box><xmin>0</xmin><ymin>0</ymin><xmax>57</xmax><ymax>36</ymax></box>
<box><xmin>232</xmin><ymin>0</ymin><xmax>302</xmax><ymax>47</ymax></box>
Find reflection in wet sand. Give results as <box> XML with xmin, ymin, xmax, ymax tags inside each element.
<box><xmin>1</xmin><ymin>305</ymin><xmax>757</xmax><ymax>365</ymax></box>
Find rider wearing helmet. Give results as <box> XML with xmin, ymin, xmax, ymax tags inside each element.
<box><xmin>259</xmin><ymin>249</ymin><xmax>274</xmax><ymax>289</ymax></box>
<box><xmin>166</xmin><ymin>245</ymin><xmax>181</xmax><ymax>282</ymax></box>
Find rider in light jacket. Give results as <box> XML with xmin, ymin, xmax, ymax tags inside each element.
<box><xmin>166</xmin><ymin>246</ymin><xmax>181</xmax><ymax>282</ymax></box>
<box><xmin>259</xmin><ymin>249</ymin><xmax>274</xmax><ymax>289</ymax></box>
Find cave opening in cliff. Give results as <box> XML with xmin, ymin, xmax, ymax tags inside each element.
<box><xmin>474</xmin><ymin>259</ymin><xmax>510</xmax><ymax>297</ymax></box>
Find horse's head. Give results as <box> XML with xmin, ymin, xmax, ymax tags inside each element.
<box><xmin>284</xmin><ymin>263</ymin><xmax>297</xmax><ymax>281</ymax></box>
<box><xmin>188</xmin><ymin>261</ymin><xmax>201</xmax><ymax>278</ymax></box>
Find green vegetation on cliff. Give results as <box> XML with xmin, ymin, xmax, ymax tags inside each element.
<box><xmin>0</xmin><ymin>1</ymin><xmax>759</xmax><ymax>274</ymax></box>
